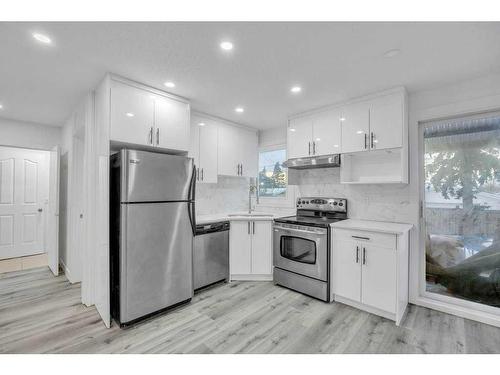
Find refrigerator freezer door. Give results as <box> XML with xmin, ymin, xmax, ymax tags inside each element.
<box><xmin>121</xmin><ymin>149</ymin><xmax>194</xmax><ymax>202</ymax></box>
<box><xmin>120</xmin><ymin>202</ymin><xmax>193</xmax><ymax>323</ymax></box>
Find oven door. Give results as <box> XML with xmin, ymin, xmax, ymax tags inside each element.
<box><xmin>273</xmin><ymin>223</ymin><xmax>328</xmax><ymax>281</ymax></box>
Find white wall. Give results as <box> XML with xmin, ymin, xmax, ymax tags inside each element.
<box><xmin>259</xmin><ymin>71</ymin><xmax>500</xmax><ymax>322</ymax></box>
<box><xmin>0</xmin><ymin>117</ymin><xmax>61</xmax><ymax>150</ymax></box>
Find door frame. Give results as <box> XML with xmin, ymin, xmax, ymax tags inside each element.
<box><xmin>0</xmin><ymin>144</ymin><xmax>56</xmax><ymax>269</ymax></box>
<box><xmin>413</xmin><ymin>106</ymin><xmax>500</xmax><ymax>327</ymax></box>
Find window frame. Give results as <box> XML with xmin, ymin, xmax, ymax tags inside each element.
<box><xmin>256</xmin><ymin>143</ymin><xmax>296</xmax><ymax>208</ymax></box>
<box><xmin>418</xmin><ymin>110</ymin><xmax>500</xmax><ymax>319</ymax></box>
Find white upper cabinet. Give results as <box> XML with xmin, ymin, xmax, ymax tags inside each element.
<box><xmin>288</xmin><ymin>109</ymin><xmax>343</xmax><ymax>159</ymax></box>
<box><xmin>109</xmin><ymin>79</ymin><xmax>190</xmax><ymax>152</ymax></box>
<box><xmin>288</xmin><ymin>117</ymin><xmax>313</xmax><ymax>159</ymax></box>
<box><xmin>368</xmin><ymin>93</ymin><xmax>404</xmax><ymax>151</ymax></box>
<box><xmin>110</xmin><ymin>81</ymin><xmax>155</xmax><ymax>146</ymax></box>
<box><xmin>154</xmin><ymin>95</ymin><xmax>190</xmax><ymax>152</ymax></box>
<box><xmin>217</xmin><ymin>123</ymin><xmax>258</xmax><ymax>177</ymax></box>
<box><xmin>312</xmin><ymin>108</ymin><xmax>342</xmax><ymax>156</ymax></box>
<box><xmin>340</xmin><ymin>101</ymin><xmax>370</xmax><ymax>154</ymax></box>
<box><xmin>190</xmin><ymin>116</ymin><xmax>218</xmax><ymax>184</ymax></box>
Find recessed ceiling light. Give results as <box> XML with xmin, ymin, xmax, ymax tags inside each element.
<box><xmin>333</xmin><ymin>144</ymin><xmax>339</xmax><ymax>148</ymax></box>
<box><xmin>164</xmin><ymin>81</ymin><xmax>175</xmax><ymax>88</ymax></box>
<box><xmin>32</xmin><ymin>32</ymin><xmax>52</xmax><ymax>45</ymax></box>
<box><xmin>356</xmin><ymin>130</ymin><xmax>364</xmax><ymax>134</ymax></box>
<box><xmin>289</xmin><ymin>128</ymin><xmax>296</xmax><ymax>132</ymax></box>
<box><xmin>290</xmin><ymin>86</ymin><xmax>302</xmax><ymax>93</ymax></box>
<box><xmin>315</xmin><ymin>138</ymin><xmax>321</xmax><ymax>141</ymax></box>
<box><xmin>0</xmin><ymin>104</ymin><xmax>3</xmax><ymax>110</ymax></box>
<box><xmin>125</xmin><ymin>112</ymin><xmax>135</xmax><ymax>117</ymax></box>
<box><xmin>340</xmin><ymin>117</ymin><xmax>346</xmax><ymax>122</ymax></box>
<box><xmin>235</xmin><ymin>107</ymin><xmax>244</xmax><ymax>113</ymax></box>
<box><xmin>220</xmin><ymin>41</ymin><xmax>233</xmax><ymax>51</ymax></box>
<box><xmin>198</xmin><ymin>122</ymin><xmax>206</xmax><ymax>127</ymax></box>
<box><xmin>383</xmin><ymin>49</ymin><xmax>401</xmax><ymax>58</ymax></box>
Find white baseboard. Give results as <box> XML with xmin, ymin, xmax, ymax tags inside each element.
<box><xmin>334</xmin><ymin>295</ymin><xmax>397</xmax><ymax>324</ymax></box>
<box><xmin>415</xmin><ymin>296</ymin><xmax>500</xmax><ymax>328</ymax></box>
<box><xmin>59</xmin><ymin>258</ymin><xmax>75</xmax><ymax>283</ymax></box>
<box><xmin>230</xmin><ymin>274</ymin><xmax>273</xmax><ymax>281</ymax></box>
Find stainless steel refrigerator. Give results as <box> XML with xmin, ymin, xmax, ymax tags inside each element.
<box><xmin>110</xmin><ymin>149</ymin><xmax>196</xmax><ymax>326</ymax></box>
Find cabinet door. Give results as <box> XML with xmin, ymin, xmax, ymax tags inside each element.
<box><xmin>334</xmin><ymin>239</ymin><xmax>362</xmax><ymax>302</ymax></box>
<box><xmin>312</xmin><ymin>108</ymin><xmax>342</xmax><ymax>156</ymax></box>
<box><xmin>189</xmin><ymin>118</ymin><xmax>201</xmax><ymax>165</ymax></box>
<box><xmin>230</xmin><ymin>221</ymin><xmax>252</xmax><ymax>275</ymax></box>
<box><xmin>251</xmin><ymin>221</ymin><xmax>272</xmax><ymax>275</ymax></box>
<box><xmin>287</xmin><ymin>117</ymin><xmax>313</xmax><ymax>159</ymax></box>
<box><xmin>361</xmin><ymin>243</ymin><xmax>397</xmax><ymax>313</ymax></box>
<box><xmin>110</xmin><ymin>82</ymin><xmax>154</xmax><ymax>146</ymax></box>
<box><xmin>340</xmin><ymin>101</ymin><xmax>370</xmax><ymax>153</ymax></box>
<box><xmin>154</xmin><ymin>96</ymin><xmax>190</xmax><ymax>152</ymax></box>
<box><xmin>198</xmin><ymin>121</ymin><xmax>218</xmax><ymax>183</ymax></box>
<box><xmin>368</xmin><ymin>93</ymin><xmax>403</xmax><ymax>151</ymax></box>
<box><xmin>240</xmin><ymin>128</ymin><xmax>258</xmax><ymax>177</ymax></box>
<box><xmin>217</xmin><ymin>124</ymin><xmax>242</xmax><ymax>176</ymax></box>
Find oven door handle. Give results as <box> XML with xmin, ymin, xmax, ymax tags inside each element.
<box><xmin>274</xmin><ymin>227</ymin><xmax>327</xmax><ymax>236</ymax></box>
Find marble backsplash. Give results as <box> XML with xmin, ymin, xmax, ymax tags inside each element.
<box><xmin>196</xmin><ymin>175</ymin><xmax>249</xmax><ymax>215</ymax></box>
<box><xmin>289</xmin><ymin>167</ymin><xmax>415</xmax><ymax>223</ymax></box>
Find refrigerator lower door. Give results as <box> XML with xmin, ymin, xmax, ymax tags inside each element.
<box><xmin>120</xmin><ymin>202</ymin><xmax>193</xmax><ymax>324</ymax></box>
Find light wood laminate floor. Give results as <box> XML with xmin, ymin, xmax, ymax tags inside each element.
<box><xmin>1</xmin><ymin>267</ymin><xmax>499</xmax><ymax>354</ymax></box>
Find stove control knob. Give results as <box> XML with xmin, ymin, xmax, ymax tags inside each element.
<box><xmin>333</xmin><ymin>201</ymin><xmax>338</xmax><ymax>205</ymax></box>
<box><xmin>338</xmin><ymin>202</ymin><xmax>344</xmax><ymax>206</ymax></box>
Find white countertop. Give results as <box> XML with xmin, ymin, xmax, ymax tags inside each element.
<box><xmin>196</xmin><ymin>212</ymin><xmax>284</xmax><ymax>225</ymax></box>
<box><xmin>330</xmin><ymin>219</ymin><xmax>413</xmax><ymax>235</ymax></box>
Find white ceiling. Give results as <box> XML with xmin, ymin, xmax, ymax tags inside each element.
<box><xmin>1</xmin><ymin>22</ymin><xmax>500</xmax><ymax>129</ymax></box>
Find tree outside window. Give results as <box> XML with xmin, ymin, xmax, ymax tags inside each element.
<box><xmin>258</xmin><ymin>149</ymin><xmax>287</xmax><ymax>198</ymax></box>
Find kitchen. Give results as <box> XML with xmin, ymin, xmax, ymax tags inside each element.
<box><xmin>1</xmin><ymin>12</ymin><xmax>500</xmax><ymax>363</ymax></box>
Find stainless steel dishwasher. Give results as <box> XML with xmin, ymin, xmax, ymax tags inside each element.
<box><xmin>193</xmin><ymin>221</ymin><xmax>230</xmax><ymax>291</ymax></box>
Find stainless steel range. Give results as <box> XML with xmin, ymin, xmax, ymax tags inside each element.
<box><xmin>273</xmin><ymin>197</ymin><xmax>347</xmax><ymax>301</ymax></box>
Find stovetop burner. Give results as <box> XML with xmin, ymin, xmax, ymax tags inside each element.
<box><xmin>274</xmin><ymin>197</ymin><xmax>348</xmax><ymax>228</ymax></box>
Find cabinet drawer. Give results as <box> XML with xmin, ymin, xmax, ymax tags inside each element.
<box><xmin>334</xmin><ymin>228</ymin><xmax>396</xmax><ymax>249</ymax></box>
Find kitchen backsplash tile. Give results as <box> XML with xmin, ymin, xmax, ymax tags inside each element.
<box><xmin>196</xmin><ymin>175</ymin><xmax>249</xmax><ymax>215</ymax></box>
<box><xmin>289</xmin><ymin>167</ymin><xmax>413</xmax><ymax>223</ymax></box>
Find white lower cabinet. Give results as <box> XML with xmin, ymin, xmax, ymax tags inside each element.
<box><xmin>332</xmin><ymin>227</ymin><xmax>409</xmax><ymax>325</ymax></box>
<box><xmin>230</xmin><ymin>220</ymin><xmax>273</xmax><ymax>280</ymax></box>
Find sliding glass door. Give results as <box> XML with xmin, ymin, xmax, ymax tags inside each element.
<box><xmin>422</xmin><ymin>112</ymin><xmax>500</xmax><ymax>309</ymax></box>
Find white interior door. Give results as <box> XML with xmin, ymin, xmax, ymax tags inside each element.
<box><xmin>47</xmin><ymin>146</ymin><xmax>60</xmax><ymax>275</ymax></box>
<box><xmin>0</xmin><ymin>146</ymin><xmax>49</xmax><ymax>260</ymax></box>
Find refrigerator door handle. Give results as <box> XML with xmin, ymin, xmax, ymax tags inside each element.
<box><xmin>187</xmin><ymin>164</ymin><xmax>197</xmax><ymax>235</ymax></box>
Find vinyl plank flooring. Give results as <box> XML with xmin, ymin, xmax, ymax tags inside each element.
<box><xmin>1</xmin><ymin>267</ymin><xmax>499</xmax><ymax>354</ymax></box>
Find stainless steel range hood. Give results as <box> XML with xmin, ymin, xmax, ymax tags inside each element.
<box><xmin>283</xmin><ymin>154</ymin><xmax>341</xmax><ymax>170</ymax></box>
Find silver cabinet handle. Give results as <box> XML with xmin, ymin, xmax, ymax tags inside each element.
<box><xmin>371</xmin><ymin>132</ymin><xmax>375</xmax><ymax>149</ymax></box>
<box><xmin>252</xmin><ymin>221</ymin><xmax>255</xmax><ymax>234</ymax></box>
<box><xmin>240</xmin><ymin>163</ymin><xmax>243</xmax><ymax>176</ymax></box>
<box><xmin>156</xmin><ymin>128</ymin><xmax>160</xmax><ymax>145</ymax></box>
<box><xmin>248</xmin><ymin>221</ymin><xmax>250</xmax><ymax>234</ymax></box>
<box><xmin>313</xmin><ymin>141</ymin><xmax>316</xmax><ymax>155</ymax></box>
<box><xmin>362</xmin><ymin>247</ymin><xmax>366</xmax><ymax>265</ymax></box>
<box><xmin>352</xmin><ymin>235</ymin><xmax>370</xmax><ymax>241</ymax></box>
<box><xmin>364</xmin><ymin>133</ymin><xmax>368</xmax><ymax>149</ymax></box>
<box><xmin>149</xmin><ymin>127</ymin><xmax>153</xmax><ymax>145</ymax></box>
<box><xmin>201</xmin><ymin>168</ymin><xmax>204</xmax><ymax>181</ymax></box>
<box><xmin>356</xmin><ymin>246</ymin><xmax>359</xmax><ymax>263</ymax></box>
<box><xmin>237</xmin><ymin>164</ymin><xmax>240</xmax><ymax>175</ymax></box>
<box><xmin>308</xmin><ymin>142</ymin><xmax>311</xmax><ymax>155</ymax></box>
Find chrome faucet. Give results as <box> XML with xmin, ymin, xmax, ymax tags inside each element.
<box><xmin>248</xmin><ymin>177</ymin><xmax>259</xmax><ymax>213</ymax></box>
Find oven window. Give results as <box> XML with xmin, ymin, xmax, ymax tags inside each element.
<box><xmin>280</xmin><ymin>236</ymin><xmax>316</xmax><ymax>264</ymax></box>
